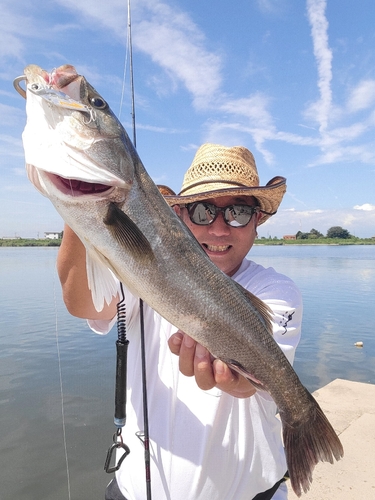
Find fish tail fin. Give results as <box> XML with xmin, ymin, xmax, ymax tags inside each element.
<box><xmin>282</xmin><ymin>398</ymin><xmax>344</xmax><ymax>497</ymax></box>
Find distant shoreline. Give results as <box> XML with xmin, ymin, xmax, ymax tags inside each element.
<box><xmin>0</xmin><ymin>239</ymin><xmax>62</xmax><ymax>247</ymax></box>
<box><xmin>1</xmin><ymin>237</ymin><xmax>374</xmax><ymax>247</ymax></box>
<box><xmin>254</xmin><ymin>241</ymin><xmax>375</xmax><ymax>246</ymax></box>
<box><xmin>254</xmin><ymin>238</ymin><xmax>375</xmax><ymax>246</ymax></box>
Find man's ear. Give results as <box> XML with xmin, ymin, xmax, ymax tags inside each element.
<box><xmin>173</xmin><ymin>205</ymin><xmax>181</xmax><ymax>216</ymax></box>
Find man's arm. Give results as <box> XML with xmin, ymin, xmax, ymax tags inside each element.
<box><xmin>57</xmin><ymin>224</ymin><xmax>118</xmax><ymax>320</ymax></box>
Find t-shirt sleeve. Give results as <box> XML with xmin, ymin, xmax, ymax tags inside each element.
<box><xmin>261</xmin><ymin>281</ymin><xmax>302</xmax><ymax>365</ymax></box>
<box><xmin>236</xmin><ymin>261</ymin><xmax>303</xmax><ymax>366</ymax></box>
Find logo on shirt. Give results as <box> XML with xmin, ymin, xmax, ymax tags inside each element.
<box><xmin>279</xmin><ymin>310</ymin><xmax>295</xmax><ymax>335</ymax></box>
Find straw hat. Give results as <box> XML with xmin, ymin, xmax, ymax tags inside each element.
<box><xmin>161</xmin><ymin>143</ymin><xmax>286</xmax><ymax>225</ymax></box>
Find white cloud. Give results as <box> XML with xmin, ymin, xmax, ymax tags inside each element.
<box><xmin>51</xmin><ymin>0</ymin><xmax>223</xmax><ymax>109</ymax></box>
<box><xmin>217</xmin><ymin>93</ymin><xmax>277</xmax><ymax>162</ymax></box>
<box><xmin>0</xmin><ymin>133</ymin><xmax>24</xmax><ymax>157</ymax></box>
<box><xmin>310</xmin><ymin>141</ymin><xmax>375</xmax><ymax>166</ymax></box>
<box><xmin>306</xmin><ymin>0</ymin><xmax>332</xmax><ymax>132</ymax></box>
<box><xmin>134</xmin><ymin>19</ymin><xmax>222</xmax><ymax>108</ymax></box>
<box><xmin>259</xmin><ymin>206</ymin><xmax>375</xmax><ymax>238</ymax></box>
<box><xmin>256</xmin><ymin>0</ymin><xmax>286</xmax><ymax>14</ymax></box>
<box><xmin>347</xmin><ymin>80</ymin><xmax>375</xmax><ymax>113</ymax></box>
<box><xmin>219</xmin><ymin>93</ymin><xmax>275</xmax><ymax>129</ymax></box>
<box><xmin>4</xmin><ymin>183</ymin><xmax>34</xmax><ymax>193</ymax></box>
<box><xmin>54</xmin><ymin>0</ymin><xmax>127</xmax><ymax>35</ymax></box>
<box><xmin>354</xmin><ymin>203</ymin><xmax>375</xmax><ymax>211</ymax></box>
<box><xmin>0</xmin><ymin>5</ymin><xmax>27</xmax><ymax>61</ymax></box>
<box><xmin>0</xmin><ymin>133</ymin><xmax>23</xmax><ymax>147</ymax></box>
<box><xmin>126</xmin><ymin>122</ymin><xmax>184</xmax><ymax>134</ymax></box>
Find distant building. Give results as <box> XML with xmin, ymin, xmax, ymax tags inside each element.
<box><xmin>44</xmin><ymin>232</ymin><xmax>61</xmax><ymax>240</ymax></box>
<box><xmin>283</xmin><ymin>235</ymin><xmax>296</xmax><ymax>240</ymax></box>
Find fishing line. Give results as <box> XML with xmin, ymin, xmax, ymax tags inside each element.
<box><xmin>119</xmin><ymin>39</ymin><xmax>129</xmax><ymax>121</ymax></box>
<box><xmin>118</xmin><ymin>0</ymin><xmax>132</xmax><ymax>121</ymax></box>
<box><xmin>53</xmin><ymin>265</ymin><xmax>72</xmax><ymax>500</ymax></box>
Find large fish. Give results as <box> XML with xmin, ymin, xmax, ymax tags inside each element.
<box><xmin>15</xmin><ymin>64</ymin><xmax>343</xmax><ymax>496</ymax></box>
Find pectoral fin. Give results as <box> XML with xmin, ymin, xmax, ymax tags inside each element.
<box><xmin>104</xmin><ymin>202</ymin><xmax>154</xmax><ymax>262</ymax></box>
<box><xmin>85</xmin><ymin>244</ymin><xmax>119</xmax><ymax>312</ymax></box>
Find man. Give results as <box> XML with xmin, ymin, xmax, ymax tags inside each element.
<box><xmin>57</xmin><ymin>143</ymin><xmax>302</xmax><ymax>500</ymax></box>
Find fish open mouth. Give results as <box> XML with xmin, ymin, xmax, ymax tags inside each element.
<box><xmin>50</xmin><ymin>173</ymin><xmax>113</xmax><ymax>196</ymax></box>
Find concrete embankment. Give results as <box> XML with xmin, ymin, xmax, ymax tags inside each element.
<box><xmin>287</xmin><ymin>378</ymin><xmax>375</xmax><ymax>499</ymax></box>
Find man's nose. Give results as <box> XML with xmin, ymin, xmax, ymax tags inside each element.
<box><xmin>207</xmin><ymin>211</ymin><xmax>231</xmax><ymax>235</ymax></box>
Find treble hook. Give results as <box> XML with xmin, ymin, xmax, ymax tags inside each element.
<box><xmin>13</xmin><ymin>75</ymin><xmax>27</xmax><ymax>99</ymax></box>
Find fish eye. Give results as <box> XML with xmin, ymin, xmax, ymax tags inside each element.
<box><xmin>90</xmin><ymin>96</ymin><xmax>107</xmax><ymax>109</ymax></box>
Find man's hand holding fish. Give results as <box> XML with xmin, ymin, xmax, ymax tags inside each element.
<box><xmin>168</xmin><ymin>331</ymin><xmax>257</xmax><ymax>398</ymax></box>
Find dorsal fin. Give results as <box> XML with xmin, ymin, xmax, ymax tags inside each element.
<box><xmin>234</xmin><ymin>282</ymin><xmax>273</xmax><ymax>336</ymax></box>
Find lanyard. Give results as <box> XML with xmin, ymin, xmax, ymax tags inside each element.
<box><xmin>104</xmin><ymin>285</ymin><xmax>152</xmax><ymax>500</ymax></box>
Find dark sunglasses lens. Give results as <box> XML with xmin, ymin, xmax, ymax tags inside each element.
<box><xmin>225</xmin><ymin>205</ymin><xmax>254</xmax><ymax>227</ymax></box>
<box><xmin>188</xmin><ymin>203</ymin><xmax>216</xmax><ymax>225</ymax></box>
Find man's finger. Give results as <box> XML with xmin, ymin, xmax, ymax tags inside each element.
<box><xmin>178</xmin><ymin>334</ymin><xmax>196</xmax><ymax>377</ymax></box>
<box><xmin>168</xmin><ymin>331</ymin><xmax>183</xmax><ymax>355</ymax></box>
<box><xmin>193</xmin><ymin>343</ymin><xmax>215</xmax><ymax>390</ymax></box>
<box><xmin>213</xmin><ymin>359</ymin><xmax>257</xmax><ymax>398</ymax></box>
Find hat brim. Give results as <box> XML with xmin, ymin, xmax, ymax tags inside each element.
<box><xmin>159</xmin><ymin>176</ymin><xmax>286</xmax><ymax>225</ymax></box>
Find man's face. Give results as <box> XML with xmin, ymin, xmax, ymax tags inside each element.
<box><xmin>177</xmin><ymin>195</ymin><xmax>261</xmax><ymax>277</ymax></box>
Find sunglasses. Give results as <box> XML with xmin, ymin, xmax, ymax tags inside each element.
<box><xmin>185</xmin><ymin>202</ymin><xmax>261</xmax><ymax>227</ymax></box>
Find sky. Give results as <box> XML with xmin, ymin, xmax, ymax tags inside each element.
<box><xmin>1</xmin><ymin>0</ymin><xmax>375</xmax><ymax>239</ymax></box>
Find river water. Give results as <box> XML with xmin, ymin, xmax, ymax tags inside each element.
<box><xmin>1</xmin><ymin>245</ymin><xmax>374</xmax><ymax>499</ymax></box>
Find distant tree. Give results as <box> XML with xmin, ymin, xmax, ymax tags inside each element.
<box><xmin>326</xmin><ymin>226</ymin><xmax>352</xmax><ymax>239</ymax></box>
<box><xmin>296</xmin><ymin>231</ymin><xmax>309</xmax><ymax>239</ymax></box>
<box><xmin>309</xmin><ymin>228</ymin><xmax>324</xmax><ymax>238</ymax></box>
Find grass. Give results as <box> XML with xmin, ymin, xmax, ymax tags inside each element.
<box><xmin>255</xmin><ymin>237</ymin><xmax>375</xmax><ymax>245</ymax></box>
<box><xmin>0</xmin><ymin>238</ymin><xmax>62</xmax><ymax>247</ymax></box>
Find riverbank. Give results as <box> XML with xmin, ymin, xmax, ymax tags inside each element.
<box><xmin>0</xmin><ymin>238</ymin><xmax>62</xmax><ymax>247</ymax></box>
<box><xmin>1</xmin><ymin>237</ymin><xmax>374</xmax><ymax>247</ymax></box>
<box><xmin>255</xmin><ymin>238</ymin><xmax>375</xmax><ymax>246</ymax></box>
<box><xmin>287</xmin><ymin>378</ymin><xmax>375</xmax><ymax>499</ymax></box>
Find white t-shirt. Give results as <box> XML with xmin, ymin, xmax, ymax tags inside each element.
<box><xmin>90</xmin><ymin>258</ymin><xmax>302</xmax><ymax>500</ymax></box>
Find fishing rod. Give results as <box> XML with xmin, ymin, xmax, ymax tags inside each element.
<box><xmin>129</xmin><ymin>0</ymin><xmax>136</xmax><ymax>149</ymax></box>
<box><xmin>127</xmin><ymin>1</ymin><xmax>152</xmax><ymax>495</ymax></box>
<box><xmin>104</xmin><ymin>2</ymin><xmax>152</xmax><ymax>498</ymax></box>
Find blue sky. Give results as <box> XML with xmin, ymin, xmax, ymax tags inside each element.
<box><xmin>1</xmin><ymin>0</ymin><xmax>375</xmax><ymax>238</ymax></box>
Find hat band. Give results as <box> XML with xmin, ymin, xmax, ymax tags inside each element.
<box><xmin>179</xmin><ymin>179</ymin><xmax>253</xmax><ymax>195</ymax></box>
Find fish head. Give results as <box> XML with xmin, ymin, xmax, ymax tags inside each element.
<box><xmin>20</xmin><ymin>64</ymin><xmax>138</xmax><ymax>210</ymax></box>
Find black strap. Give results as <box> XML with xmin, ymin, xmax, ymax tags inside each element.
<box><xmin>252</xmin><ymin>472</ymin><xmax>288</xmax><ymax>500</ymax></box>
